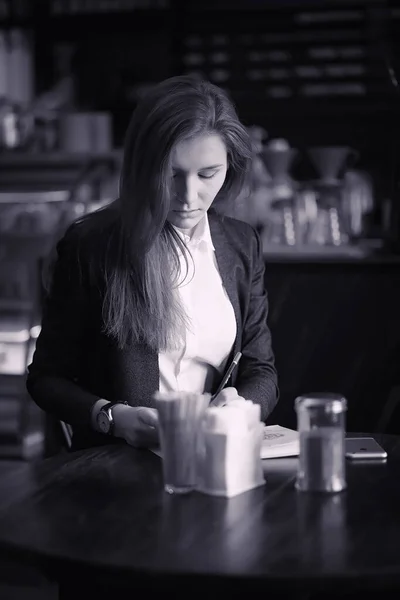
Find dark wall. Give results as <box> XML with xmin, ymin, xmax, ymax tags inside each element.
<box><xmin>264</xmin><ymin>257</ymin><xmax>400</xmax><ymax>433</ymax></box>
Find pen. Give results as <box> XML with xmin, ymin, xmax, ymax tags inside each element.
<box><xmin>211</xmin><ymin>351</ymin><xmax>242</xmax><ymax>401</ymax></box>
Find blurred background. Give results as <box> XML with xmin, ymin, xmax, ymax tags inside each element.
<box><xmin>1</xmin><ymin>0</ymin><xmax>400</xmax><ymax>460</ymax></box>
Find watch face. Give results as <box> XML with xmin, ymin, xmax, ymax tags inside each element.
<box><xmin>97</xmin><ymin>410</ymin><xmax>111</xmax><ymax>434</ymax></box>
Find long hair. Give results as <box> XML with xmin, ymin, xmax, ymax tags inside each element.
<box><xmin>81</xmin><ymin>76</ymin><xmax>252</xmax><ymax>350</ymax></box>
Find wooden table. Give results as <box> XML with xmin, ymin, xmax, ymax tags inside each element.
<box><xmin>0</xmin><ymin>433</ymin><xmax>400</xmax><ymax>599</ymax></box>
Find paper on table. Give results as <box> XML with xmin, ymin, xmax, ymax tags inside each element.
<box><xmin>261</xmin><ymin>425</ymin><xmax>299</xmax><ymax>459</ymax></box>
<box><xmin>149</xmin><ymin>424</ymin><xmax>299</xmax><ymax>460</ymax></box>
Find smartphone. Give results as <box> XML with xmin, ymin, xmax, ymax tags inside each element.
<box><xmin>345</xmin><ymin>437</ymin><xmax>387</xmax><ymax>460</ymax></box>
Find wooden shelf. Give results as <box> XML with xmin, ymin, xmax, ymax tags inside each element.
<box><xmin>0</xmin><ymin>150</ymin><xmax>122</xmax><ymax>167</ymax></box>
<box><xmin>0</xmin><ymin>151</ymin><xmax>121</xmax><ymax>192</ymax></box>
<box><xmin>262</xmin><ymin>244</ymin><xmax>400</xmax><ymax>264</ymax></box>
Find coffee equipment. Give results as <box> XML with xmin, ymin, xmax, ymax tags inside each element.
<box><xmin>306</xmin><ymin>146</ymin><xmax>355</xmax><ymax>246</ymax></box>
<box><xmin>261</xmin><ymin>139</ymin><xmax>298</xmax><ymax>246</ymax></box>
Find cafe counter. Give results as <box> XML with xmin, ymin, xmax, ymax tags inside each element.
<box><xmin>263</xmin><ymin>244</ymin><xmax>400</xmax><ymax>435</ymax></box>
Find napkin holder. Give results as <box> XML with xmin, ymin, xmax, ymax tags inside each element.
<box><xmin>196</xmin><ymin>404</ymin><xmax>266</xmax><ymax>498</ymax></box>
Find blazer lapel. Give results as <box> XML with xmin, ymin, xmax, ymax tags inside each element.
<box><xmin>208</xmin><ymin>211</ymin><xmax>242</xmax><ymax>375</ymax></box>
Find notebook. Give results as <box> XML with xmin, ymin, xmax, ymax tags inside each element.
<box><xmin>149</xmin><ymin>424</ymin><xmax>299</xmax><ymax>460</ymax></box>
<box><xmin>261</xmin><ymin>425</ymin><xmax>299</xmax><ymax>459</ymax></box>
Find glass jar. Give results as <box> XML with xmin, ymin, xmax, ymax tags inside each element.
<box><xmin>295</xmin><ymin>393</ymin><xmax>347</xmax><ymax>493</ymax></box>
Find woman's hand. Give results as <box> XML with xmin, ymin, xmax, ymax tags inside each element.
<box><xmin>209</xmin><ymin>386</ymin><xmax>246</xmax><ymax>408</ymax></box>
<box><xmin>113</xmin><ymin>404</ymin><xmax>159</xmax><ymax>448</ymax></box>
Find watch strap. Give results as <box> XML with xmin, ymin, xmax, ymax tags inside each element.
<box><xmin>99</xmin><ymin>401</ymin><xmax>128</xmax><ymax>435</ymax></box>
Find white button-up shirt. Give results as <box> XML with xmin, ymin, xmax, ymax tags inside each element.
<box><xmin>158</xmin><ymin>214</ymin><xmax>237</xmax><ymax>395</ymax></box>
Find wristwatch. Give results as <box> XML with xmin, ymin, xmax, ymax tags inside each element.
<box><xmin>96</xmin><ymin>401</ymin><xmax>128</xmax><ymax>435</ymax></box>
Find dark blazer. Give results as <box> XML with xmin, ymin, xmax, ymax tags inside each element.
<box><xmin>26</xmin><ymin>205</ymin><xmax>279</xmax><ymax>450</ymax></box>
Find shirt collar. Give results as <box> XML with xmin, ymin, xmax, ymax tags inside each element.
<box><xmin>172</xmin><ymin>213</ymin><xmax>215</xmax><ymax>252</ymax></box>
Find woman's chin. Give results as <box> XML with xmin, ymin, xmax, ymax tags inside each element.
<box><xmin>168</xmin><ymin>210</ymin><xmax>203</xmax><ymax>230</ymax></box>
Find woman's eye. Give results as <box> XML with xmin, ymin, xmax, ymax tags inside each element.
<box><xmin>172</xmin><ymin>172</ymin><xmax>217</xmax><ymax>179</ymax></box>
<box><xmin>199</xmin><ymin>172</ymin><xmax>216</xmax><ymax>179</ymax></box>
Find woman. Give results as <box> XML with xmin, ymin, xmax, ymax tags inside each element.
<box><xmin>27</xmin><ymin>75</ymin><xmax>279</xmax><ymax>451</ymax></box>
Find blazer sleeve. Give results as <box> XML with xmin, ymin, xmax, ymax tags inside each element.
<box><xmin>235</xmin><ymin>227</ymin><xmax>279</xmax><ymax>421</ymax></box>
<box><xmin>26</xmin><ymin>229</ymin><xmax>101</xmax><ymax>427</ymax></box>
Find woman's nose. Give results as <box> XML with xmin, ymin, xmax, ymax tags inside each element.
<box><xmin>177</xmin><ymin>175</ymin><xmax>199</xmax><ymax>205</ymax></box>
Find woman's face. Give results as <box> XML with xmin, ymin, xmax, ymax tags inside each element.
<box><xmin>167</xmin><ymin>133</ymin><xmax>228</xmax><ymax>232</ymax></box>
